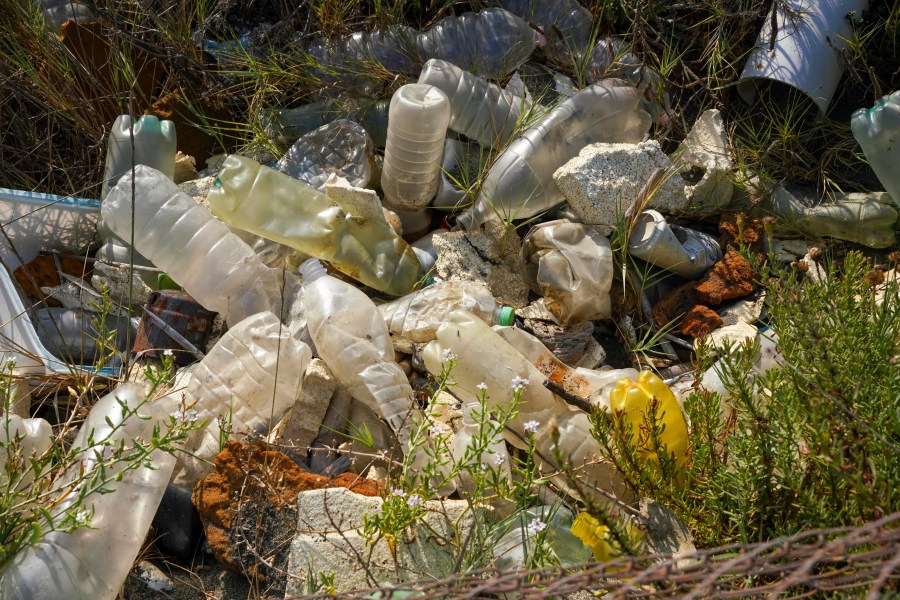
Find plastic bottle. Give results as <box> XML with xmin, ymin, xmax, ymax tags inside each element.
<box><xmin>276</xmin><ymin>119</ymin><xmax>374</xmax><ymax>191</ymax></box>
<box><xmin>102</xmin><ymin>165</ymin><xmax>284</xmax><ymax>326</ymax></box>
<box><xmin>422</xmin><ymin>310</ymin><xmax>629</xmax><ymax>500</ymax></box>
<box><xmin>450</xmin><ymin>400</ymin><xmax>512</xmax><ymax>496</ymax></box>
<box><xmin>209</xmin><ymin>155</ymin><xmax>422</xmax><ymax>296</ymax></box>
<box><xmin>522</xmin><ymin>220</ymin><xmax>614</xmax><ymax>325</ymax></box>
<box><xmin>40</xmin><ymin>0</ymin><xmax>94</xmax><ymax>30</ymax></box>
<box><xmin>627</xmin><ymin>210</ymin><xmax>722</xmax><ymax>279</ymax></box>
<box><xmin>101</xmin><ymin>115</ymin><xmax>177</xmax><ymax>199</ymax></box>
<box><xmin>172</xmin><ymin>311</ymin><xmax>311</xmax><ymax>486</ymax></box>
<box><xmin>32</xmin><ymin>307</ymin><xmax>135</xmax><ymax>364</ymax></box>
<box><xmin>0</xmin><ymin>383</ymin><xmax>176</xmax><ymax>600</ymax></box>
<box><xmin>408</xmin><ymin>227</ymin><xmax>447</xmax><ymax>272</ymax></box>
<box><xmin>0</xmin><ymin>414</ymin><xmax>52</xmax><ymax>491</ymax></box>
<box><xmin>300</xmin><ymin>258</ymin><xmax>421</xmax><ymax>440</ymax></box>
<box><xmin>585</xmin><ymin>38</ymin><xmax>669</xmax><ymax>119</ymax></box>
<box><xmin>418</xmin><ymin>8</ymin><xmax>541</xmax><ymax>80</ymax></box>
<box><xmin>458</xmin><ymin>82</ymin><xmax>651</xmax><ymax>230</ymax></box>
<box><xmin>491</xmin><ymin>505</ymin><xmax>591</xmax><ymax>571</ymax></box>
<box><xmin>850</xmin><ymin>90</ymin><xmax>900</xmax><ymax>210</ymax></box>
<box><xmin>495</xmin><ymin>0</ymin><xmax>593</xmax><ymax>67</ymax></box>
<box><xmin>378</xmin><ymin>280</ymin><xmax>514</xmax><ymax>343</ymax></box>
<box><xmin>417</xmin><ymin>59</ymin><xmax>524</xmax><ymax>148</ymax></box>
<box><xmin>380</xmin><ymin>84</ymin><xmax>451</xmax><ymax>219</ymax></box>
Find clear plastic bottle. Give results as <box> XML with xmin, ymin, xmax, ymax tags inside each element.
<box><xmin>209</xmin><ymin>155</ymin><xmax>423</xmax><ymax>297</ymax></box>
<box><xmin>491</xmin><ymin>505</ymin><xmax>591</xmax><ymax>570</ymax></box>
<box><xmin>172</xmin><ymin>311</ymin><xmax>311</xmax><ymax>486</ymax></box>
<box><xmin>40</xmin><ymin>0</ymin><xmax>95</xmax><ymax>31</ymax></box>
<box><xmin>522</xmin><ymin>220</ymin><xmax>614</xmax><ymax>325</ymax></box>
<box><xmin>450</xmin><ymin>401</ymin><xmax>512</xmax><ymax>496</ymax></box>
<box><xmin>32</xmin><ymin>307</ymin><xmax>135</xmax><ymax>364</ymax></box>
<box><xmin>102</xmin><ymin>165</ymin><xmax>284</xmax><ymax>326</ymax></box>
<box><xmin>378</xmin><ymin>280</ymin><xmax>515</xmax><ymax>343</ymax></box>
<box><xmin>495</xmin><ymin>0</ymin><xmax>593</xmax><ymax>67</ymax></box>
<box><xmin>276</xmin><ymin>119</ymin><xmax>374</xmax><ymax>191</ymax></box>
<box><xmin>459</xmin><ymin>82</ymin><xmax>651</xmax><ymax>230</ymax></box>
<box><xmin>263</xmin><ymin>98</ymin><xmax>390</xmax><ymax>148</ymax></box>
<box><xmin>627</xmin><ymin>210</ymin><xmax>722</xmax><ymax>279</ymax></box>
<box><xmin>0</xmin><ymin>383</ymin><xmax>176</xmax><ymax>600</ymax></box>
<box><xmin>851</xmin><ymin>90</ymin><xmax>900</xmax><ymax>210</ymax></box>
<box><xmin>0</xmin><ymin>414</ymin><xmax>52</xmax><ymax>491</ymax></box>
<box><xmin>380</xmin><ymin>84</ymin><xmax>451</xmax><ymax>216</ymax></box>
<box><xmin>585</xmin><ymin>37</ymin><xmax>669</xmax><ymax>119</ymax></box>
<box><xmin>417</xmin><ymin>59</ymin><xmax>524</xmax><ymax>148</ymax></box>
<box><xmin>300</xmin><ymin>258</ymin><xmax>420</xmax><ymax>439</ymax></box>
<box><xmin>422</xmin><ymin>310</ymin><xmax>629</xmax><ymax>500</ymax></box>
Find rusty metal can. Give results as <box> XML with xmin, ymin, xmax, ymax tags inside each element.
<box><xmin>133</xmin><ymin>290</ymin><xmax>215</xmax><ymax>366</ymax></box>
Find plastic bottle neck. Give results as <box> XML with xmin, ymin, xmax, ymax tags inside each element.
<box><xmin>492</xmin><ymin>305</ymin><xmax>516</xmax><ymax>327</ymax></box>
<box><xmin>299</xmin><ymin>258</ymin><xmax>327</xmax><ymax>285</ymax></box>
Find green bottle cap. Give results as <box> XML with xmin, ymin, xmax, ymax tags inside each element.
<box><xmin>157</xmin><ymin>273</ymin><xmax>182</xmax><ymax>290</ymax></box>
<box><xmin>497</xmin><ymin>305</ymin><xmax>516</xmax><ymax>327</ymax></box>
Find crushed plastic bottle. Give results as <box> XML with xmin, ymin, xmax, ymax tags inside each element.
<box><xmin>102</xmin><ymin>165</ymin><xmax>285</xmax><ymax>326</ymax></box>
<box><xmin>300</xmin><ymin>259</ymin><xmax>422</xmax><ymax>442</ymax></box>
<box><xmin>378</xmin><ymin>280</ymin><xmax>515</xmax><ymax>343</ymax></box>
<box><xmin>172</xmin><ymin>311</ymin><xmax>311</xmax><ymax>486</ymax></box>
<box><xmin>0</xmin><ymin>383</ymin><xmax>176</xmax><ymax>600</ymax></box>
<box><xmin>418</xmin><ymin>59</ymin><xmax>525</xmax><ymax>148</ymax></box>
<box><xmin>276</xmin><ymin>119</ymin><xmax>375</xmax><ymax>191</ymax></box>
<box><xmin>263</xmin><ymin>98</ymin><xmax>390</xmax><ymax>148</ymax></box>
<box><xmin>459</xmin><ymin>82</ymin><xmax>651</xmax><ymax>229</ymax></box>
<box><xmin>422</xmin><ymin>310</ymin><xmax>630</xmax><ymax>500</ymax></box>
<box><xmin>380</xmin><ymin>84</ymin><xmax>451</xmax><ymax>219</ymax></box>
<box><xmin>522</xmin><ymin>220</ymin><xmax>614</xmax><ymax>325</ymax></box>
<box><xmin>627</xmin><ymin>210</ymin><xmax>722</xmax><ymax>279</ymax></box>
<box><xmin>494</xmin><ymin>0</ymin><xmax>593</xmax><ymax>67</ymax></box>
<box><xmin>850</xmin><ymin>90</ymin><xmax>900</xmax><ymax>210</ymax></box>
<box><xmin>208</xmin><ymin>155</ymin><xmax>423</xmax><ymax>296</ymax></box>
<box><xmin>33</xmin><ymin>307</ymin><xmax>135</xmax><ymax>363</ymax></box>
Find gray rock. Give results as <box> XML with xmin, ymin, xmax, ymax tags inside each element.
<box><xmin>523</xmin><ymin>319</ymin><xmax>594</xmax><ymax>365</ymax></box>
<box><xmin>433</xmin><ymin>220</ymin><xmax>529</xmax><ymax>308</ymax></box>
<box><xmin>553</xmin><ymin>140</ymin><xmax>688</xmax><ymax>235</ymax></box>
<box><xmin>574</xmin><ymin>336</ymin><xmax>607</xmax><ymax>369</ymax></box>
<box><xmin>134</xmin><ymin>561</ymin><xmax>174</xmax><ymax>593</ymax></box>
<box><xmin>640</xmin><ymin>499</ymin><xmax>696</xmax><ymax>561</ymax></box>
<box><xmin>673</xmin><ymin>109</ymin><xmax>734</xmax><ymax>214</ymax></box>
<box><xmin>285</xmin><ymin>487</ymin><xmax>485</xmax><ymax>594</ymax></box>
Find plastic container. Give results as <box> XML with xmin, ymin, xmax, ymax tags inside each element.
<box><xmin>409</xmin><ymin>227</ymin><xmax>448</xmax><ymax>272</ymax></box>
<box><xmin>522</xmin><ymin>220</ymin><xmax>614</xmax><ymax>325</ymax></box>
<box><xmin>450</xmin><ymin>400</ymin><xmax>512</xmax><ymax>496</ymax></box>
<box><xmin>102</xmin><ymin>165</ymin><xmax>284</xmax><ymax>326</ymax></box>
<box><xmin>627</xmin><ymin>210</ymin><xmax>722</xmax><ymax>279</ymax></box>
<box><xmin>172</xmin><ymin>311</ymin><xmax>311</xmax><ymax>486</ymax></box>
<box><xmin>40</xmin><ymin>0</ymin><xmax>94</xmax><ymax>30</ymax></box>
<box><xmin>101</xmin><ymin>115</ymin><xmax>177</xmax><ymax>200</ymax></box>
<box><xmin>0</xmin><ymin>187</ymin><xmax>99</xmax><ymax>271</ymax></box>
<box><xmin>0</xmin><ymin>383</ymin><xmax>176</xmax><ymax>600</ymax></box>
<box><xmin>32</xmin><ymin>307</ymin><xmax>134</xmax><ymax>364</ymax></box>
<box><xmin>585</xmin><ymin>37</ymin><xmax>669</xmax><ymax>119</ymax></box>
<box><xmin>851</xmin><ymin>90</ymin><xmax>900</xmax><ymax>210</ymax></box>
<box><xmin>378</xmin><ymin>280</ymin><xmax>514</xmax><ymax>343</ymax></box>
<box><xmin>300</xmin><ymin>259</ymin><xmax>420</xmax><ymax>440</ymax></box>
<box><xmin>0</xmin><ymin>414</ymin><xmax>52</xmax><ymax>491</ymax></box>
<box><xmin>208</xmin><ymin>155</ymin><xmax>423</xmax><ymax>297</ymax></box>
<box><xmin>459</xmin><ymin>82</ymin><xmax>651</xmax><ymax>230</ymax></box>
<box><xmin>417</xmin><ymin>59</ymin><xmax>524</xmax><ymax>148</ymax></box>
<box><xmin>495</xmin><ymin>0</ymin><xmax>593</xmax><ymax>67</ymax></box>
<box><xmin>381</xmin><ymin>84</ymin><xmax>451</xmax><ymax>215</ymax></box>
<box><xmin>276</xmin><ymin>119</ymin><xmax>374</xmax><ymax>191</ymax></box>
<box><xmin>491</xmin><ymin>505</ymin><xmax>592</xmax><ymax>570</ymax></box>
<box><xmin>422</xmin><ymin>310</ymin><xmax>629</xmax><ymax>500</ymax></box>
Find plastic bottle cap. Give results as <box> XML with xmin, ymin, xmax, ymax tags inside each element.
<box><xmin>496</xmin><ymin>305</ymin><xmax>516</xmax><ymax>327</ymax></box>
<box><xmin>157</xmin><ymin>273</ymin><xmax>181</xmax><ymax>290</ymax></box>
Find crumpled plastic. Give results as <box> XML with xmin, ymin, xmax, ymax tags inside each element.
<box><xmin>522</xmin><ymin>220</ymin><xmax>613</xmax><ymax>325</ymax></box>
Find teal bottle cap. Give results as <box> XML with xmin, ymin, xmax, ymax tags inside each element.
<box><xmin>497</xmin><ymin>305</ymin><xmax>516</xmax><ymax>326</ymax></box>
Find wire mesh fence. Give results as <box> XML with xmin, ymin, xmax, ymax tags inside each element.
<box><xmin>294</xmin><ymin>511</ymin><xmax>900</xmax><ymax>599</ymax></box>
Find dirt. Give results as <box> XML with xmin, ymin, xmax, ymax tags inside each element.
<box><xmin>695</xmin><ymin>249</ymin><xmax>758</xmax><ymax>306</ymax></box>
<box><xmin>681</xmin><ymin>305</ymin><xmax>724</xmax><ymax>338</ymax></box>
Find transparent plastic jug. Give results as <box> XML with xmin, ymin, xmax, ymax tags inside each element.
<box><xmin>459</xmin><ymin>82</ymin><xmax>651</xmax><ymax>229</ymax></box>
<box><xmin>209</xmin><ymin>155</ymin><xmax>423</xmax><ymax>297</ymax></box>
<box><xmin>102</xmin><ymin>165</ymin><xmax>284</xmax><ymax>326</ymax></box>
<box><xmin>378</xmin><ymin>280</ymin><xmax>514</xmax><ymax>343</ymax></box>
<box><xmin>101</xmin><ymin>115</ymin><xmax>176</xmax><ymax>199</ymax></box>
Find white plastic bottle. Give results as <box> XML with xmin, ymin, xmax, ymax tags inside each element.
<box><xmin>172</xmin><ymin>311</ymin><xmax>311</xmax><ymax>486</ymax></box>
<box><xmin>422</xmin><ymin>310</ymin><xmax>629</xmax><ymax>500</ymax></box>
<box><xmin>458</xmin><ymin>82</ymin><xmax>651</xmax><ymax>229</ymax></box>
<box><xmin>102</xmin><ymin>165</ymin><xmax>284</xmax><ymax>326</ymax></box>
<box><xmin>380</xmin><ymin>84</ymin><xmax>451</xmax><ymax>220</ymax></box>
<box><xmin>851</xmin><ymin>90</ymin><xmax>900</xmax><ymax>210</ymax></box>
<box><xmin>300</xmin><ymin>259</ymin><xmax>420</xmax><ymax>439</ymax></box>
<box><xmin>101</xmin><ymin>115</ymin><xmax>177</xmax><ymax>199</ymax></box>
<box><xmin>0</xmin><ymin>383</ymin><xmax>176</xmax><ymax>600</ymax></box>
<box><xmin>378</xmin><ymin>280</ymin><xmax>515</xmax><ymax>343</ymax></box>
<box><xmin>417</xmin><ymin>59</ymin><xmax>524</xmax><ymax>148</ymax></box>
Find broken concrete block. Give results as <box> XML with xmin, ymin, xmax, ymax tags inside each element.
<box><xmin>673</xmin><ymin>109</ymin><xmax>734</xmax><ymax>214</ymax></box>
<box><xmin>278</xmin><ymin>358</ymin><xmax>338</xmax><ymax>451</ymax></box>
<box><xmin>433</xmin><ymin>220</ymin><xmax>529</xmax><ymax>307</ymax></box>
<box><xmin>285</xmin><ymin>487</ymin><xmax>483</xmax><ymax>594</ymax></box>
<box><xmin>697</xmin><ymin>320</ymin><xmax>758</xmax><ymax>353</ymax></box>
<box><xmin>554</xmin><ymin>140</ymin><xmax>688</xmax><ymax>235</ymax></box>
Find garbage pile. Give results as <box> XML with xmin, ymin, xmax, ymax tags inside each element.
<box><xmin>1</xmin><ymin>4</ymin><xmax>899</xmax><ymax>598</ymax></box>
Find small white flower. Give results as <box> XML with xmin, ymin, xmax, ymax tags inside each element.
<box><xmin>523</xmin><ymin>420</ymin><xmax>540</xmax><ymax>434</ymax></box>
<box><xmin>406</xmin><ymin>494</ymin><xmax>424</xmax><ymax>509</ymax></box>
<box><xmin>185</xmin><ymin>408</ymin><xmax>199</xmax><ymax>423</ymax></box>
<box><xmin>73</xmin><ymin>508</ymin><xmax>91</xmax><ymax>526</ymax></box>
<box><xmin>511</xmin><ymin>375</ymin><xmax>529</xmax><ymax>393</ymax></box>
<box><xmin>391</xmin><ymin>487</ymin><xmax>407</xmax><ymax>498</ymax></box>
<box><xmin>162</xmin><ymin>349</ymin><xmax>174</xmax><ymax>357</ymax></box>
<box><xmin>441</xmin><ymin>348</ymin><xmax>457</xmax><ymax>363</ymax></box>
<box><xmin>494</xmin><ymin>454</ymin><xmax>506</xmax><ymax>466</ymax></box>
<box><xmin>476</xmin><ymin>381</ymin><xmax>488</xmax><ymax>392</ymax></box>
<box><xmin>527</xmin><ymin>518</ymin><xmax>547</xmax><ymax>536</ymax></box>
<box><xmin>429</xmin><ymin>425</ymin><xmax>444</xmax><ymax>437</ymax></box>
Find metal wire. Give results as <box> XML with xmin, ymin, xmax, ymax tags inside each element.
<box><xmin>292</xmin><ymin>512</ymin><xmax>900</xmax><ymax>599</ymax></box>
